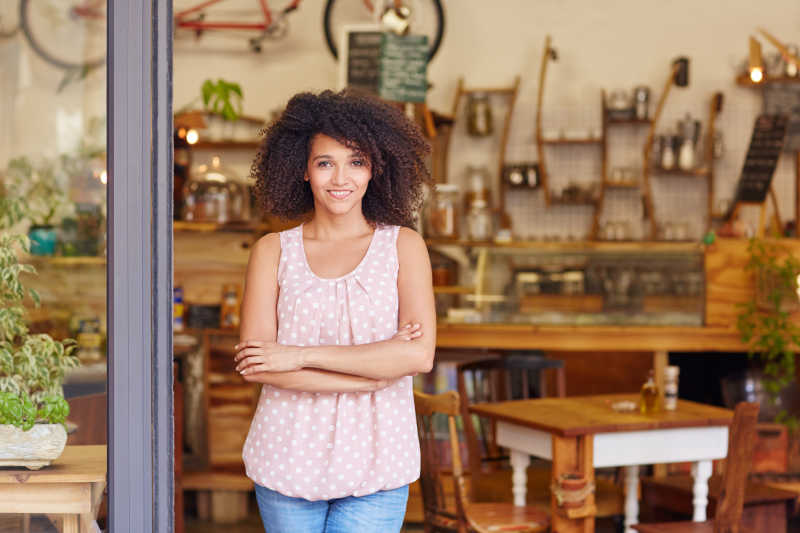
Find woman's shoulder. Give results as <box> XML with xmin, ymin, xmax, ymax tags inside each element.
<box><xmin>395</xmin><ymin>226</ymin><xmax>426</xmax><ymax>254</ymax></box>
<box><xmin>250</xmin><ymin>232</ymin><xmax>282</xmax><ymax>261</ymax></box>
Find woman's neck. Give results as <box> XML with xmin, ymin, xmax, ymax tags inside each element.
<box><xmin>304</xmin><ymin>211</ymin><xmax>373</xmax><ymax>241</ymax></box>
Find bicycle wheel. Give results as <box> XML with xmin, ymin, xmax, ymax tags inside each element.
<box><xmin>323</xmin><ymin>0</ymin><xmax>444</xmax><ymax>62</ymax></box>
<box><xmin>20</xmin><ymin>0</ymin><xmax>106</xmax><ymax>70</ymax></box>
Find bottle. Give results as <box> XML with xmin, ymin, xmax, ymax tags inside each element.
<box><xmin>663</xmin><ymin>365</ymin><xmax>680</xmax><ymax>411</ymax></box>
<box><xmin>466</xmin><ymin>198</ymin><xmax>493</xmax><ymax>241</ymax></box>
<box><xmin>174</xmin><ymin>128</ymin><xmax>192</xmax><ymax>221</ymax></box>
<box><xmin>640</xmin><ymin>370</ymin><xmax>659</xmax><ymax>414</ymax></box>
<box><xmin>220</xmin><ymin>284</ymin><xmax>241</xmax><ymax>329</ymax></box>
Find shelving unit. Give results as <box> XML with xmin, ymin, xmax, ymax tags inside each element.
<box><xmin>449</xmin><ymin>76</ymin><xmax>521</xmax><ymax>223</ymax></box>
<box><xmin>641</xmin><ymin>91</ymin><xmax>723</xmax><ymax>239</ymax></box>
<box><xmin>26</xmin><ymin>256</ymin><xmax>106</xmax><ymax>266</ymax></box>
<box><xmin>191</xmin><ymin>141</ymin><xmax>260</xmax><ymax>150</ymax></box>
<box><xmin>173</xmin><ymin>220</ymin><xmax>270</xmax><ymax>233</ymax></box>
<box><xmin>591</xmin><ymin>91</ymin><xmax>653</xmax><ymax>239</ymax></box>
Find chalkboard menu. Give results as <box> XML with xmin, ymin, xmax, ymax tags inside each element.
<box><xmin>379</xmin><ymin>33</ymin><xmax>428</xmax><ymax>103</ymax></box>
<box><xmin>764</xmin><ymin>84</ymin><xmax>800</xmax><ymax>152</ymax></box>
<box><xmin>345</xmin><ymin>30</ymin><xmax>383</xmax><ymax>95</ymax></box>
<box><xmin>341</xmin><ymin>29</ymin><xmax>428</xmax><ymax>102</ymax></box>
<box><xmin>734</xmin><ymin>114</ymin><xmax>788</xmax><ymax>204</ymax></box>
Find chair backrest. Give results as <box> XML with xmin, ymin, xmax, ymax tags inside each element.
<box><xmin>456</xmin><ymin>353</ymin><xmax>565</xmax><ymax>477</ymax></box>
<box><xmin>67</xmin><ymin>393</ymin><xmax>107</xmax><ymax>445</ymax></box>
<box><xmin>714</xmin><ymin>401</ymin><xmax>759</xmax><ymax>533</ymax></box>
<box><xmin>414</xmin><ymin>390</ymin><xmax>470</xmax><ymax>533</ymax></box>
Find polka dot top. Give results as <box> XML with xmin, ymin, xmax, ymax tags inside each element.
<box><xmin>242</xmin><ymin>223</ymin><xmax>420</xmax><ymax>501</ymax></box>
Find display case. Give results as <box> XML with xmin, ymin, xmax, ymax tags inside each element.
<box><xmin>428</xmin><ymin>240</ymin><xmax>705</xmax><ymax>327</ymax></box>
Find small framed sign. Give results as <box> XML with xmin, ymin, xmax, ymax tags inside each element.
<box><xmin>338</xmin><ymin>24</ymin><xmax>383</xmax><ymax>94</ymax></box>
<box><xmin>338</xmin><ymin>26</ymin><xmax>429</xmax><ymax>103</ymax></box>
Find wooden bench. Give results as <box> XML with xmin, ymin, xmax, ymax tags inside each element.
<box><xmin>182</xmin><ymin>471</ymin><xmax>253</xmax><ymax>524</ymax></box>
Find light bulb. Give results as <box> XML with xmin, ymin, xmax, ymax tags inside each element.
<box><xmin>749</xmin><ymin>67</ymin><xmax>764</xmax><ymax>83</ymax></box>
<box><xmin>186</xmin><ymin>129</ymin><xmax>199</xmax><ymax>145</ymax></box>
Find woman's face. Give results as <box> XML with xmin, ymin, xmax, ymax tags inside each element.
<box><xmin>305</xmin><ymin>133</ymin><xmax>372</xmax><ymax>217</ymax></box>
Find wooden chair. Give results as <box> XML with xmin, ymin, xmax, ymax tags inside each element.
<box><xmin>457</xmin><ymin>352</ymin><xmax>565</xmax><ymax>478</ymax></box>
<box><xmin>633</xmin><ymin>401</ymin><xmax>760</xmax><ymax>533</ymax></box>
<box><xmin>414</xmin><ymin>390</ymin><xmax>549</xmax><ymax>533</ymax></box>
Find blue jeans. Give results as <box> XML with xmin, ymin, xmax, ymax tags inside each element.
<box><xmin>254</xmin><ymin>484</ymin><xmax>409</xmax><ymax>533</ymax></box>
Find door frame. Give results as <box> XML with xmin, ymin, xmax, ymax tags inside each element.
<box><xmin>108</xmin><ymin>0</ymin><xmax>174</xmax><ymax>530</ymax></box>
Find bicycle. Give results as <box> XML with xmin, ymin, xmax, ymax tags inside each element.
<box><xmin>16</xmin><ymin>0</ymin><xmax>444</xmax><ymax>71</ymax></box>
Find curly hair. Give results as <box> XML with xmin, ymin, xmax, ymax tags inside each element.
<box><xmin>251</xmin><ymin>89</ymin><xmax>431</xmax><ymax>228</ymax></box>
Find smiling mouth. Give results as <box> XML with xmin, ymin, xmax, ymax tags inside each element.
<box><xmin>327</xmin><ymin>190</ymin><xmax>353</xmax><ymax>199</ymax></box>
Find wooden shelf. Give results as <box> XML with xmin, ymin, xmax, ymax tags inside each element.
<box><xmin>602</xmin><ymin>180</ymin><xmax>640</xmax><ymax>189</ymax></box>
<box><xmin>549</xmin><ymin>197</ymin><xmax>598</xmax><ymax>206</ymax></box>
<box><xmin>735</xmin><ymin>73</ymin><xmax>800</xmax><ymax>87</ymax></box>
<box><xmin>26</xmin><ymin>256</ymin><xmax>106</xmax><ymax>266</ymax></box>
<box><xmin>173</xmin><ymin>220</ymin><xmax>269</xmax><ymax>233</ymax></box>
<box><xmin>190</xmin><ymin>141</ymin><xmax>260</xmax><ymax>150</ymax></box>
<box><xmin>606</xmin><ymin>117</ymin><xmax>652</xmax><ymax>126</ymax></box>
<box><xmin>433</xmin><ymin>285</ymin><xmax>475</xmax><ymax>295</ymax></box>
<box><xmin>542</xmin><ymin>138</ymin><xmax>602</xmax><ymax>146</ymax></box>
<box><xmin>651</xmin><ymin>167</ymin><xmax>711</xmax><ymax>178</ymax></box>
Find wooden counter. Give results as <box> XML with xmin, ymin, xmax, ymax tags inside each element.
<box><xmin>435</xmin><ymin>323</ymin><xmax>745</xmax><ymax>352</ymax></box>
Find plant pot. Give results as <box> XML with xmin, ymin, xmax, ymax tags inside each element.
<box><xmin>28</xmin><ymin>225</ymin><xmax>57</xmax><ymax>256</ymax></box>
<box><xmin>756</xmin><ymin>267</ymin><xmax>800</xmax><ymax>313</ymax></box>
<box><xmin>552</xmin><ymin>472</ymin><xmax>593</xmax><ymax>509</ymax></box>
<box><xmin>0</xmin><ymin>424</ymin><xmax>67</xmax><ymax>469</ymax></box>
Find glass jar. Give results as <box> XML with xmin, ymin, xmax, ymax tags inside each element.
<box><xmin>466</xmin><ymin>92</ymin><xmax>493</xmax><ymax>137</ymax></box>
<box><xmin>425</xmin><ymin>183</ymin><xmax>460</xmax><ymax>239</ymax></box>
<box><xmin>182</xmin><ymin>155</ymin><xmax>248</xmax><ymax>223</ymax></box>
<box><xmin>466</xmin><ymin>198</ymin><xmax>493</xmax><ymax>241</ymax></box>
<box><xmin>464</xmin><ymin>165</ymin><xmax>491</xmax><ymax>210</ymax></box>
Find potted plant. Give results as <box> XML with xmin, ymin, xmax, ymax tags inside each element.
<box><xmin>201</xmin><ymin>78</ymin><xmax>243</xmax><ymax>140</ymax></box>
<box><xmin>0</xmin><ymin>174</ymin><xmax>79</xmax><ymax>469</ymax></box>
<box><xmin>736</xmin><ymin>237</ymin><xmax>800</xmax><ymax>470</ymax></box>
<box><xmin>4</xmin><ymin>157</ymin><xmax>73</xmax><ymax>256</ymax></box>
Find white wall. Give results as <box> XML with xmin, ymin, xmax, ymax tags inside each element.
<box><xmin>2</xmin><ymin>1</ymin><xmax>798</xmax><ymax>239</ymax></box>
<box><xmin>173</xmin><ymin>0</ymin><xmax>800</xmax><ymax>239</ymax></box>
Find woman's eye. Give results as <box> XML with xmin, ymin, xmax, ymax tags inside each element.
<box><xmin>317</xmin><ymin>160</ymin><xmax>332</xmax><ymax>168</ymax></box>
<box><xmin>352</xmin><ymin>159</ymin><xmax>367</xmax><ymax>167</ymax></box>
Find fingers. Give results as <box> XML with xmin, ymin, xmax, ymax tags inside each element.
<box><xmin>235</xmin><ymin>354</ymin><xmax>266</xmax><ymax>373</ymax></box>
<box><xmin>233</xmin><ymin>346</ymin><xmax>266</xmax><ymax>363</ymax></box>
<box><xmin>394</xmin><ymin>322</ymin><xmax>423</xmax><ymax>341</ymax></box>
<box><xmin>234</xmin><ymin>339</ymin><xmax>266</xmax><ymax>352</ymax></box>
<box><xmin>239</xmin><ymin>363</ymin><xmax>270</xmax><ymax>376</ymax></box>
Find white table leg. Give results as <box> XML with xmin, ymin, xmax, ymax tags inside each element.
<box><xmin>509</xmin><ymin>449</ymin><xmax>530</xmax><ymax>507</ymax></box>
<box><xmin>623</xmin><ymin>465</ymin><xmax>640</xmax><ymax>533</ymax></box>
<box><xmin>691</xmin><ymin>460</ymin><xmax>713</xmax><ymax>521</ymax></box>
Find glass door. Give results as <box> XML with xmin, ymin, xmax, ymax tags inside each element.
<box><xmin>1</xmin><ymin>1</ymin><xmax>174</xmax><ymax>531</ymax></box>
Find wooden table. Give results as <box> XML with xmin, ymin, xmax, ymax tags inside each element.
<box><xmin>0</xmin><ymin>445</ymin><xmax>106</xmax><ymax>533</ymax></box>
<box><xmin>470</xmin><ymin>395</ymin><xmax>732</xmax><ymax>533</ymax></box>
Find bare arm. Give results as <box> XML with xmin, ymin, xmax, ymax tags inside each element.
<box><xmin>242</xmin><ymin>368</ymin><xmax>385</xmax><ymax>393</ymax></box>
<box><xmin>236</xmin><ymin>228</ymin><xmax>436</xmax><ymax>380</ymax></box>
<box><xmin>238</xmin><ymin>233</ymin><xmax>387</xmax><ymax>392</ymax></box>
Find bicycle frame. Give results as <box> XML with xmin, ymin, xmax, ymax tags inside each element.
<box><xmin>175</xmin><ymin>0</ymin><xmax>301</xmax><ymax>32</ymax></box>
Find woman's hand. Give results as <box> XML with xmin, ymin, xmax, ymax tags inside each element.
<box><xmin>234</xmin><ymin>340</ymin><xmax>304</xmax><ymax>375</ymax></box>
<box><xmin>393</xmin><ymin>322</ymin><xmax>423</xmax><ymax>341</ymax></box>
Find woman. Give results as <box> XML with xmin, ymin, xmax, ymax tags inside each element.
<box><xmin>233</xmin><ymin>89</ymin><xmax>436</xmax><ymax>532</ymax></box>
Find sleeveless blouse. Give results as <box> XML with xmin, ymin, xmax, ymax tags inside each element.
<box><xmin>242</xmin><ymin>224</ymin><xmax>420</xmax><ymax>501</ymax></box>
